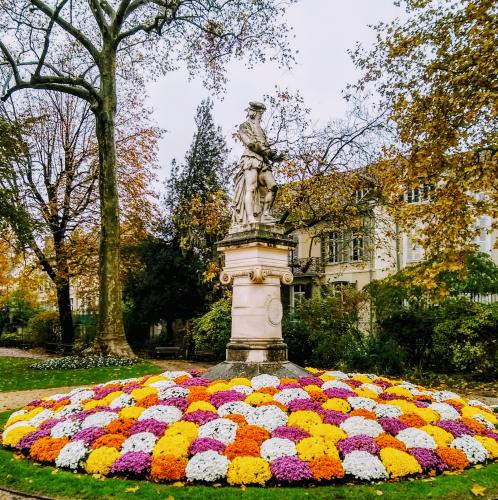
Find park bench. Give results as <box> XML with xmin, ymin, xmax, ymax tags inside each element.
<box><xmin>154</xmin><ymin>346</ymin><xmax>183</xmax><ymax>358</ymax></box>
<box><xmin>44</xmin><ymin>342</ymin><xmax>73</xmax><ymax>355</ymax></box>
<box><xmin>191</xmin><ymin>349</ymin><xmax>216</xmax><ymax>361</ymax></box>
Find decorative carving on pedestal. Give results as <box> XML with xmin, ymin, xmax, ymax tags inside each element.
<box><xmin>220</xmin><ymin>267</ymin><xmax>294</xmax><ymax>285</ymax></box>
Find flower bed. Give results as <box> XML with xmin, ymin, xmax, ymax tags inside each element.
<box><xmin>2</xmin><ymin>369</ymin><xmax>497</xmax><ymax>486</ymax></box>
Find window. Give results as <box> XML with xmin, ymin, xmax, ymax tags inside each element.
<box><xmin>328</xmin><ymin>231</ymin><xmax>346</xmax><ymax>263</ymax></box>
<box><xmin>290</xmin><ymin>284</ymin><xmax>310</xmax><ymax>308</ymax></box>
<box><xmin>476</xmin><ymin>216</ymin><xmax>492</xmax><ymax>253</ymax></box>
<box><xmin>405</xmin><ymin>236</ymin><xmax>423</xmax><ymax>262</ymax></box>
<box><xmin>404</xmin><ymin>184</ymin><xmax>432</xmax><ymax>203</ymax></box>
<box><xmin>327</xmin><ymin>230</ymin><xmax>368</xmax><ymax>264</ymax></box>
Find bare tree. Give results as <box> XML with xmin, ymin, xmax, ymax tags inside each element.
<box><xmin>0</xmin><ymin>1</ymin><xmax>295</xmax><ymax>356</ymax></box>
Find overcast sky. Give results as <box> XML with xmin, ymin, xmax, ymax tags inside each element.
<box><xmin>146</xmin><ymin>0</ymin><xmax>402</xmax><ymax>184</ymax></box>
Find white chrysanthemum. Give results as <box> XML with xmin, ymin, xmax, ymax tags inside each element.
<box><xmin>396</xmin><ymin>428</ymin><xmax>437</xmax><ymax>449</ymax></box>
<box><xmin>428</xmin><ymin>402</ymin><xmax>460</xmax><ymax>420</ymax></box>
<box><xmin>323</xmin><ymin>371</ymin><xmax>348</xmax><ymax>380</ymax></box>
<box><xmin>51</xmin><ymin>419</ymin><xmax>81</xmax><ymax>438</ymax></box>
<box><xmin>347</xmin><ymin>397</ymin><xmax>377</xmax><ymax>411</ymax></box>
<box><xmin>27</xmin><ymin>409</ymin><xmax>55</xmax><ymax>427</ymax></box>
<box><xmin>343</xmin><ymin>451</ymin><xmax>388</xmax><ymax>481</ymax></box>
<box><xmin>472</xmin><ymin>414</ymin><xmax>495</xmax><ymax>430</ymax></box>
<box><xmin>451</xmin><ymin>435</ymin><xmax>489</xmax><ymax>464</ymax></box>
<box><xmin>340</xmin><ymin>416</ymin><xmax>383</xmax><ymax>438</ymax></box>
<box><xmin>46</xmin><ymin>393</ymin><xmax>68</xmax><ymax>401</ymax></box>
<box><xmin>109</xmin><ymin>393</ymin><xmax>135</xmax><ymax>409</ymax></box>
<box><xmin>230</xmin><ymin>385</ymin><xmax>253</xmax><ymax>396</ymax></box>
<box><xmin>8</xmin><ymin>409</ymin><xmax>27</xmax><ymax>419</ymax></box>
<box><xmin>55</xmin><ymin>440</ymin><xmax>88</xmax><ymax>470</ymax></box>
<box><xmin>360</xmin><ymin>383</ymin><xmax>383</xmax><ymax>395</ymax></box>
<box><xmin>198</xmin><ymin>418</ymin><xmax>238</xmax><ymax>445</ymax></box>
<box><xmin>468</xmin><ymin>400</ymin><xmax>494</xmax><ymax>412</ymax></box>
<box><xmin>121</xmin><ymin>432</ymin><xmax>157</xmax><ymax>453</ymax></box>
<box><xmin>138</xmin><ymin>405</ymin><xmax>182</xmax><ymax>424</ymax></box>
<box><xmin>374</xmin><ymin>404</ymin><xmax>403</xmax><ymax>419</ymax></box>
<box><xmin>260</xmin><ymin>438</ymin><xmax>296</xmax><ymax>462</ymax></box>
<box><xmin>68</xmin><ymin>389</ymin><xmax>95</xmax><ymax>404</ymax></box>
<box><xmin>56</xmin><ymin>404</ymin><xmax>83</xmax><ymax>418</ymax></box>
<box><xmin>273</xmin><ymin>388</ymin><xmax>310</xmax><ymax>405</ymax></box>
<box><xmin>246</xmin><ymin>405</ymin><xmax>288</xmax><ymax>432</ymax></box>
<box><xmin>158</xmin><ymin>386</ymin><xmax>189</xmax><ymax>400</ymax></box>
<box><xmin>81</xmin><ymin>411</ymin><xmax>118</xmax><ymax>429</ymax></box>
<box><xmin>433</xmin><ymin>390</ymin><xmax>461</xmax><ymax>402</ymax></box>
<box><xmin>148</xmin><ymin>380</ymin><xmax>176</xmax><ymax>390</ymax></box>
<box><xmin>160</xmin><ymin>371</ymin><xmax>190</xmax><ymax>380</ymax></box>
<box><xmin>186</xmin><ymin>451</ymin><xmax>229</xmax><ymax>482</ymax></box>
<box><xmin>251</xmin><ymin>374</ymin><xmax>280</xmax><ymax>390</ymax></box>
<box><xmin>321</xmin><ymin>380</ymin><xmax>352</xmax><ymax>391</ymax></box>
<box><xmin>217</xmin><ymin>401</ymin><xmax>253</xmax><ymax>418</ymax></box>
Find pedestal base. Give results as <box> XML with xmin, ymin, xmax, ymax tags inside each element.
<box><xmin>203</xmin><ymin>360</ymin><xmax>309</xmax><ymax>380</ymax></box>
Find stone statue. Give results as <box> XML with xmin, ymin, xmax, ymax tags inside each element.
<box><xmin>232</xmin><ymin>101</ymin><xmax>284</xmax><ymax>226</ymax></box>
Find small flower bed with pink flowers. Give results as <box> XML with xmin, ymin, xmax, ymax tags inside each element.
<box><xmin>2</xmin><ymin>369</ymin><xmax>497</xmax><ymax>486</ymax></box>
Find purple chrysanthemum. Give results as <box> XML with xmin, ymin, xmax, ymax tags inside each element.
<box><xmin>182</xmin><ymin>410</ymin><xmax>218</xmax><ymax>425</ymax></box>
<box><xmin>346</xmin><ymin>380</ymin><xmax>362</xmax><ymax>388</ymax></box>
<box><xmin>129</xmin><ymin>419</ymin><xmax>167</xmax><ymax>437</ymax></box>
<box><xmin>287</xmin><ymin>399</ymin><xmax>322</xmax><ymax>412</ymax></box>
<box><xmin>72</xmin><ymin>427</ymin><xmax>107</xmax><ymax>445</ymax></box>
<box><xmin>110</xmin><ymin>451</ymin><xmax>151</xmax><ymax>475</ymax></box>
<box><xmin>323</xmin><ymin>387</ymin><xmax>357</xmax><ymax>399</ymax></box>
<box><xmin>270</xmin><ymin>456</ymin><xmax>312</xmax><ymax>482</ymax></box>
<box><xmin>409</xmin><ymin>448</ymin><xmax>448</xmax><ymax>471</ymax></box>
<box><xmin>93</xmin><ymin>386</ymin><xmax>120</xmax><ymax>400</ymax></box>
<box><xmin>271</xmin><ymin>426</ymin><xmax>309</xmax><ymax>442</ymax></box>
<box><xmin>379</xmin><ymin>417</ymin><xmax>408</xmax><ymax>435</ymax></box>
<box><xmin>437</xmin><ymin>420</ymin><xmax>475</xmax><ymax>437</ymax></box>
<box><xmin>413</xmin><ymin>401</ymin><xmax>430</xmax><ymax>408</ymax></box>
<box><xmin>189</xmin><ymin>437</ymin><xmax>226</xmax><ymax>455</ymax></box>
<box><xmin>122</xmin><ymin>384</ymin><xmax>142</xmax><ymax>394</ymax></box>
<box><xmin>38</xmin><ymin>418</ymin><xmax>65</xmax><ymax>430</ymax></box>
<box><xmin>372</xmin><ymin>379</ymin><xmax>392</xmax><ymax>389</ymax></box>
<box><xmin>157</xmin><ymin>398</ymin><xmax>188</xmax><ymax>412</ymax></box>
<box><xmin>210</xmin><ymin>390</ymin><xmax>246</xmax><ymax>408</ymax></box>
<box><xmin>379</xmin><ymin>393</ymin><xmax>407</xmax><ymax>401</ymax></box>
<box><xmin>277</xmin><ymin>383</ymin><xmax>302</xmax><ymax>390</ymax></box>
<box><xmin>16</xmin><ymin>428</ymin><xmax>51</xmax><ymax>449</ymax></box>
<box><xmin>483</xmin><ymin>430</ymin><xmax>498</xmax><ymax>441</ymax></box>
<box><xmin>337</xmin><ymin>435</ymin><xmax>380</xmax><ymax>456</ymax></box>
<box><xmin>298</xmin><ymin>376</ymin><xmax>323</xmax><ymax>387</ymax></box>
<box><xmin>321</xmin><ymin>410</ymin><xmax>349</xmax><ymax>425</ymax></box>
<box><xmin>182</xmin><ymin>377</ymin><xmax>210</xmax><ymax>386</ymax></box>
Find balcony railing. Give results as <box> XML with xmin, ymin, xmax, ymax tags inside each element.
<box><xmin>288</xmin><ymin>256</ymin><xmax>324</xmax><ymax>277</ymax></box>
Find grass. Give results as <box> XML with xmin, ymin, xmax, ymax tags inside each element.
<box><xmin>0</xmin><ymin>413</ymin><xmax>497</xmax><ymax>500</ymax></box>
<box><xmin>0</xmin><ymin>357</ymin><xmax>163</xmax><ymax>392</ymax></box>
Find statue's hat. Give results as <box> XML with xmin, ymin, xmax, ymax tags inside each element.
<box><xmin>248</xmin><ymin>101</ymin><xmax>266</xmax><ymax>112</ymax></box>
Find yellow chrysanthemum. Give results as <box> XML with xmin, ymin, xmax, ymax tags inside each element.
<box><xmin>384</xmin><ymin>386</ymin><xmax>413</xmax><ymax>399</ymax></box>
<box><xmin>85</xmin><ymin>446</ymin><xmax>120</xmax><ymax>475</ymax></box>
<box><xmin>206</xmin><ymin>382</ymin><xmax>230</xmax><ymax>394</ymax></box>
<box><xmin>388</xmin><ymin>399</ymin><xmax>417</xmax><ymax>413</ymax></box>
<box><xmin>288</xmin><ymin>411</ymin><xmax>323</xmax><ymax>432</ymax></box>
<box><xmin>119</xmin><ymin>406</ymin><xmax>145</xmax><ymax>419</ymax></box>
<box><xmin>461</xmin><ymin>406</ymin><xmax>498</xmax><ymax>425</ymax></box>
<box><xmin>413</xmin><ymin>408</ymin><xmax>439</xmax><ymax>425</ymax></box>
<box><xmin>306</xmin><ymin>368</ymin><xmax>320</xmax><ymax>374</ymax></box>
<box><xmin>354</xmin><ymin>388</ymin><xmax>378</xmax><ymax>399</ymax></box>
<box><xmin>153</xmin><ymin>435</ymin><xmax>190</xmax><ymax>459</ymax></box>
<box><xmin>130</xmin><ymin>387</ymin><xmax>157</xmax><ymax>400</ymax></box>
<box><xmin>6</xmin><ymin>408</ymin><xmax>44</xmax><ymax>427</ymax></box>
<box><xmin>296</xmin><ymin>437</ymin><xmax>339</xmax><ymax>462</ymax></box>
<box><xmin>475</xmin><ymin>436</ymin><xmax>498</xmax><ymax>459</ymax></box>
<box><xmin>83</xmin><ymin>400</ymin><xmax>102</xmax><ymax>411</ymax></box>
<box><xmin>2</xmin><ymin>425</ymin><xmax>36</xmax><ymax>447</ymax></box>
<box><xmin>319</xmin><ymin>374</ymin><xmax>334</xmax><ymax>382</ymax></box>
<box><xmin>228</xmin><ymin>378</ymin><xmax>252</xmax><ymax>387</ymax></box>
<box><xmin>421</xmin><ymin>425</ymin><xmax>453</xmax><ymax>447</ymax></box>
<box><xmin>227</xmin><ymin>456</ymin><xmax>271</xmax><ymax>485</ymax></box>
<box><xmin>245</xmin><ymin>393</ymin><xmax>273</xmax><ymax>406</ymax></box>
<box><xmin>321</xmin><ymin>398</ymin><xmax>351</xmax><ymax>413</ymax></box>
<box><xmin>380</xmin><ymin>447</ymin><xmax>422</xmax><ymax>478</ymax></box>
<box><xmin>309</xmin><ymin>423</ymin><xmax>346</xmax><ymax>444</ymax></box>
<box><xmin>143</xmin><ymin>375</ymin><xmax>168</xmax><ymax>385</ymax></box>
<box><xmin>186</xmin><ymin>401</ymin><xmax>217</xmax><ymax>413</ymax></box>
<box><xmin>303</xmin><ymin>385</ymin><xmax>322</xmax><ymax>393</ymax></box>
<box><xmin>164</xmin><ymin>421</ymin><xmax>198</xmax><ymax>441</ymax></box>
<box><xmin>101</xmin><ymin>391</ymin><xmax>123</xmax><ymax>405</ymax></box>
<box><xmin>351</xmin><ymin>375</ymin><xmax>372</xmax><ymax>384</ymax></box>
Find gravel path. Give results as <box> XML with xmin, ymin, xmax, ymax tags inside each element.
<box><xmin>0</xmin><ymin>348</ymin><xmax>50</xmax><ymax>359</ymax></box>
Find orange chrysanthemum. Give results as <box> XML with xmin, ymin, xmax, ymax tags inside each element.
<box><xmin>225</xmin><ymin>414</ymin><xmax>247</xmax><ymax>426</ymax></box>
<box><xmin>399</xmin><ymin>413</ymin><xmax>426</xmax><ymax>428</ymax></box>
<box><xmin>310</xmin><ymin>456</ymin><xmax>345</xmax><ymax>481</ymax></box>
<box><xmin>136</xmin><ymin>394</ymin><xmax>159</xmax><ymax>408</ymax></box>
<box><xmin>280</xmin><ymin>378</ymin><xmax>298</xmax><ymax>385</ymax></box>
<box><xmin>29</xmin><ymin>436</ymin><xmax>69</xmax><ymax>463</ymax></box>
<box><xmin>350</xmin><ymin>409</ymin><xmax>376</xmax><ymax>420</ymax></box>
<box><xmin>445</xmin><ymin>400</ymin><xmax>464</xmax><ymax>411</ymax></box>
<box><xmin>258</xmin><ymin>387</ymin><xmax>278</xmax><ymax>396</ymax></box>
<box><xmin>461</xmin><ymin>417</ymin><xmax>486</xmax><ymax>434</ymax></box>
<box><xmin>413</xmin><ymin>395</ymin><xmax>434</xmax><ymax>403</ymax></box>
<box><xmin>150</xmin><ymin>454</ymin><xmax>187</xmax><ymax>481</ymax></box>
<box><xmin>375</xmin><ymin>433</ymin><xmax>407</xmax><ymax>451</ymax></box>
<box><xmin>91</xmin><ymin>433</ymin><xmax>126</xmax><ymax>450</ymax></box>
<box><xmin>187</xmin><ymin>387</ymin><xmax>209</xmax><ymax>403</ymax></box>
<box><xmin>175</xmin><ymin>375</ymin><xmax>191</xmax><ymax>385</ymax></box>
<box><xmin>52</xmin><ymin>399</ymin><xmax>70</xmax><ymax>410</ymax></box>
<box><xmin>106</xmin><ymin>417</ymin><xmax>136</xmax><ymax>436</ymax></box>
<box><xmin>236</xmin><ymin>425</ymin><xmax>270</xmax><ymax>445</ymax></box>
<box><xmin>307</xmin><ymin>391</ymin><xmax>328</xmax><ymax>403</ymax></box>
<box><xmin>436</xmin><ymin>447</ymin><xmax>469</xmax><ymax>470</ymax></box>
<box><xmin>225</xmin><ymin>438</ymin><xmax>260</xmax><ymax>460</ymax></box>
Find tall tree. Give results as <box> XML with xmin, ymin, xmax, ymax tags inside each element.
<box><xmin>351</xmin><ymin>0</ymin><xmax>498</xmax><ymax>276</ymax></box>
<box><xmin>0</xmin><ymin>1</ymin><xmax>295</xmax><ymax>356</ymax></box>
<box><xmin>165</xmin><ymin>98</ymin><xmax>230</xmax><ymax>279</ymax></box>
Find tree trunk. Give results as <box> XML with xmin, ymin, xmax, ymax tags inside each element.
<box><xmin>92</xmin><ymin>51</ymin><xmax>135</xmax><ymax>359</ymax></box>
<box><xmin>55</xmin><ymin>278</ymin><xmax>74</xmax><ymax>348</ymax></box>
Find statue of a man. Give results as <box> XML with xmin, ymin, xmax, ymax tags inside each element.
<box><xmin>232</xmin><ymin>101</ymin><xmax>284</xmax><ymax>226</ymax></box>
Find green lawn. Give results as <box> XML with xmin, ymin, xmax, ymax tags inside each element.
<box><xmin>0</xmin><ymin>357</ymin><xmax>162</xmax><ymax>392</ymax></box>
<box><xmin>0</xmin><ymin>411</ymin><xmax>497</xmax><ymax>500</ymax></box>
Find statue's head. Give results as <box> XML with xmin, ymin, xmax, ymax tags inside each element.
<box><xmin>246</xmin><ymin>101</ymin><xmax>266</xmax><ymax>120</ymax></box>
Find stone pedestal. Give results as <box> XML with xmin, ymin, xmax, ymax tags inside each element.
<box><xmin>204</xmin><ymin>223</ymin><xmax>308</xmax><ymax>379</ymax></box>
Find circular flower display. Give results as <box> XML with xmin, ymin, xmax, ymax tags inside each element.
<box><xmin>2</xmin><ymin>368</ymin><xmax>497</xmax><ymax>485</ymax></box>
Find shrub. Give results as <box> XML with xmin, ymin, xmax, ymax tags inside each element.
<box><xmin>191</xmin><ymin>292</ymin><xmax>231</xmax><ymax>360</ymax></box>
<box><xmin>27</xmin><ymin>311</ymin><xmax>60</xmax><ymax>346</ymax></box>
<box><xmin>0</xmin><ymin>331</ymin><xmax>25</xmax><ymax>347</ymax></box>
<box><xmin>282</xmin><ymin>311</ymin><xmax>312</xmax><ymax>365</ymax></box>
